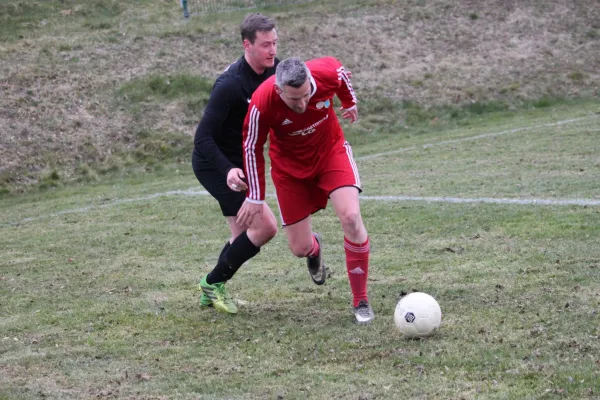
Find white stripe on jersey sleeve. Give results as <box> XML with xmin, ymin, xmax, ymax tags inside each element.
<box><xmin>337</xmin><ymin>66</ymin><xmax>357</xmax><ymax>104</ymax></box>
<box><xmin>245</xmin><ymin>105</ymin><xmax>261</xmax><ymax>201</ymax></box>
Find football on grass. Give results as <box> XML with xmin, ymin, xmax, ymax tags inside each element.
<box><xmin>394</xmin><ymin>292</ymin><xmax>442</xmax><ymax>338</ymax></box>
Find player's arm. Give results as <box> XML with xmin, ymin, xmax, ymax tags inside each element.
<box><xmin>242</xmin><ymin>101</ymin><xmax>270</xmax><ymax>203</ymax></box>
<box><xmin>330</xmin><ymin>57</ymin><xmax>359</xmax><ymax>123</ymax></box>
<box><xmin>193</xmin><ymin>78</ymin><xmax>237</xmax><ymax>175</ymax></box>
<box><xmin>237</xmin><ymin>100</ymin><xmax>270</xmax><ymax>226</ymax></box>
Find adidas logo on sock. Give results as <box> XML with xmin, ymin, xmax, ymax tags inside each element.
<box><xmin>349</xmin><ymin>266</ymin><xmax>365</xmax><ymax>274</ymax></box>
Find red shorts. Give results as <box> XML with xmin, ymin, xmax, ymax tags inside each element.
<box><xmin>271</xmin><ymin>140</ymin><xmax>361</xmax><ymax>226</ymax></box>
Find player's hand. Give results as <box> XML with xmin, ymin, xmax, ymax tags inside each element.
<box><xmin>236</xmin><ymin>200</ymin><xmax>263</xmax><ymax>227</ymax></box>
<box><xmin>341</xmin><ymin>105</ymin><xmax>358</xmax><ymax>123</ymax></box>
<box><xmin>227</xmin><ymin>168</ymin><xmax>248</xmax><ymax>192</ymax></box>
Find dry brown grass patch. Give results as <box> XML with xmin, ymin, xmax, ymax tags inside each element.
<box><xmin>1</xmin><ymin>0</ymin><xmax>599</xmax><ymax>191</ymax></box>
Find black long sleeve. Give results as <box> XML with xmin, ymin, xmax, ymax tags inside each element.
<box><xmin>192</xmin><ymin>56</ymin><xmax>278</xmax><ymax>175</ymax></box>
<box><xmin>193</xmin><ymin>78</ymin><xmax>238</xmax><ymax>175</ymax></box>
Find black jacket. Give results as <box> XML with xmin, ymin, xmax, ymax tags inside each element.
<box><xmin>192</xmin><ymin>56</ymin><xmax>279</xmax><ymax>174</ymax></box>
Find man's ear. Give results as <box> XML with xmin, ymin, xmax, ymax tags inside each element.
<box><xmin>243</xmin><ymin>39</ymin><xmax>251</xmax><ymax>50</ymax></box>
<box><xmin>274</xmin><ymin>85</ymin><xmax>282</xmax><ymax>95</ymax></box>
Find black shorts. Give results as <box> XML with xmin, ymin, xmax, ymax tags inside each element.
<box><xmin>193</xmin><ymin>166</ymin><xmax>246</xmax><ymax>217</ymax></box>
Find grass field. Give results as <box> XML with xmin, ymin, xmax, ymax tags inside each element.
<box><xmin>2</xmin><ymin>101</ymin><xmax>599</xmax><ymax>399</ymax></box>
<box><xmin>2</xmin><ymin>0</ymin><xmax>600</xmax><ymax>398</ymax></box>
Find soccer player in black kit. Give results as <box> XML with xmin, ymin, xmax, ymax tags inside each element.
<box><xmin>192</xmin><ymin>14</ymin><xmax>279</xmax><ymax>314</ymax></box>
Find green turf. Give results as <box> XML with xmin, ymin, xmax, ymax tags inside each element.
<box><xmin>2</xmin><ymin>105</ymin><xmax>599</xmax><ymax>399</ymax></box>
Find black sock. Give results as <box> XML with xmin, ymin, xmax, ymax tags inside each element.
<box><xmin>218</xmin><ymin>240</ymin><xmax>231</xmax><ymax>261</ymax></box>
<box><xmin>206</xmin><ymin>231</ymin><xmax>260</xmax><ymax>284</ymax></box>
<box><xmin>203</xmin><ymin>241</ymin><xmax>230</xmax><ymax>285</ymax></box>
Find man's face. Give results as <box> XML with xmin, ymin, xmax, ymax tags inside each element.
<box><xmin>245</xmin><ymin>29</ymin><xmax>278</xmax><ymax>70</ymax></box>
<box><xmin>276</xmin><ymin>80</ymin><xmax>311</xmax><ymax>114</ymax></box>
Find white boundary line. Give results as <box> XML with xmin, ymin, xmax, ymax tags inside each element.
<box><xmin>361</xmin><ymin>195</ymin><xmax>600</xmax><ymax>206</ymax></box>
<box><xmin>3</xmin><ymin>115</ymin><xmax>599</xmax><ymax>226</ymax></box>
<box><xmin>356</xmin><ymin>116</ymin><xmax>596</xmax><ymax>161</ymax></box>
<box><xmin>16</xmin><ymin>189</ymin><xmax>211</xmax><ymax>223</ymax></box>
<box><xmin>6</xmin><ymin>187</ymin><xmax>599</xmax><ymax>227</ymax></box>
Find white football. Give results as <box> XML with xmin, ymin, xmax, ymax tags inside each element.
<box><xmin>394</xmin><ymin>292</ymin><xmax>442</xmax><ymax>338</ymax></box>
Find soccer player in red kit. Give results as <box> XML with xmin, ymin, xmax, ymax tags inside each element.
<box><xmin>237</xmin><ymin>57</ymin><xmax>374</xmax><ymax>324</ymax></box>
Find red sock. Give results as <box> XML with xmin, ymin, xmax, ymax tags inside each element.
<box><xmin>307</xmin><ymin>234</ymin><xmax>320</xmax><ymax>257</ymax></box>
<box><xmin>344</xmin><ymin>237</ymin><xmax>370</xmax><ymax>307</ymax></box>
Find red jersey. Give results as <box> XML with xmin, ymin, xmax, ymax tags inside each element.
<box><xmin>242</xmin><ymin>57</ymin><xmax>357</xmax><ymax>203</ymax></box>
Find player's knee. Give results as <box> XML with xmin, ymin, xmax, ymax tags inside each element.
<box><xmin>338</xmin><ymin>208</ymin><xmax>362</xmax><ymax>234</ymax></box>
<box><xmin>249</xmin><ymin>219</ymin><xmax>277</xmax><ymax>245</ymax></box>
<box><xmin>264</xmin><ymin>218</ymin><xmax>278</xmax><ymax>240</ymax></box>
<box><xmin>289</xmin><ymin>241</ymin><xmax>311</xmax><ymax>258</ymax></box>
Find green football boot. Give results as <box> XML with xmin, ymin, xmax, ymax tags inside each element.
<box><xmin>199</xmin><ymin>275</ymin><xmax>238</xmax><ymax>314</ymax></box>
<box><xmin>199</xmin><ymin>291</ymin><xmax>213</xmax><ymax>307</ymax></box>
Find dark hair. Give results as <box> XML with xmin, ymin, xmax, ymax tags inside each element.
<box><xmin>240</xmin><ymin>13</ymin><xmax>276</xmax><ymax>44</ymax></box>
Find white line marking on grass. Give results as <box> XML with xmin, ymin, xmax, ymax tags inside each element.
<box><xmin>3</xmin><ymin>115</ymin><xmax>598</xmax><ymax>227</ymax></box>
<box><xmin>360</xmin><ymin>195</ymin><xmax>600</xmax><ymax>206</ymax></box>
<box><xmin>357</xmin><ymin>116</ymin><xmax>596</xmax><ymax>161</ymax></box>
<box><xmin>16</xmin><ymin>189</ymin><xmax>212</xmax><ymax>223</ymax></box>
<box><xmin>6</xmin><ymin>188</ymin><xmax>598</xmax><ymax>227</ymax></box>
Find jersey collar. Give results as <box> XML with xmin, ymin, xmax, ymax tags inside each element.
<box><xmin>308</xmin><ymin>70</ymin><xmax>317</xmax><ymax>99</ymax></box>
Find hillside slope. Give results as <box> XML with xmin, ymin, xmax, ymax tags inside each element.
<box><xmin>1</xmin><ymin>0</ymin><xmax>598</xmax><ymax>191</ymax></box>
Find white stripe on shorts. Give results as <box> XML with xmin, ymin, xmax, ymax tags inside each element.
<box><xmin>343</xmin><ymin>141</ymin><xmax>361</xmax><ymax>189</ymax></box>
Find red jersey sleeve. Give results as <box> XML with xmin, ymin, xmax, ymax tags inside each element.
<box><xmin>242</xmin><ymin>97</ymin><xmax>271</xmax><ymax>203</ymax></box>
<box><xmin>324</xmin><ymin>57</ymin><xmax>357</xmax><ymax>109</ymax></box>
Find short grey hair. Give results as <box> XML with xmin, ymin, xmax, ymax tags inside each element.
<box><xmin>275</xmin><ymin>57</ymin><xmax>309</xmax><ymax>89</ymax></box>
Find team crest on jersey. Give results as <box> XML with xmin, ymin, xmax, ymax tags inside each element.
<box><xmin>316</xmin><ymin>99</ymin><xmax>331</xmax><ymax>109</ymax></box>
